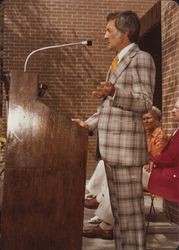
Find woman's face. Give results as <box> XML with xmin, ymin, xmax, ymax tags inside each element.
<box><xmin>142</xmin><ymin>112</ymin><xmax>160</xmax><ymax>132</ymax></box>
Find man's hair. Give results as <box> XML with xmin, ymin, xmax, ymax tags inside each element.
<box><xmin>149</xmin><ymin>106</ymin><xmax>162</xmax><ymax>121</ymax></box>
<box><xmin>107</xmin><ymin>10</ymin><xmax>140</xmax><ymax>43</ymax></box>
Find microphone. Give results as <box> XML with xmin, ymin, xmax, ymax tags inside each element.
<box><xmin>24</xmin><ymin>40</ymin><xmax>93</xmax><ymax>72</ymax></box>
<box><xmin>81</xmin><ymin>40</ymin><xmax>93</xmax><ymax>46</ymax></box>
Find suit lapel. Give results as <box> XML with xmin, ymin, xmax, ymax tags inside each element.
<box><xmin>108</xmin><ymin>44</ymin><xmax>140</xmax><ymax>84</ymax></box>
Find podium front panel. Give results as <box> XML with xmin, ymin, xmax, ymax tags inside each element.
<box><xmin>1</xmin><ymin>71</ymin><xmax>88</xmax><ymax>250</ymax></box>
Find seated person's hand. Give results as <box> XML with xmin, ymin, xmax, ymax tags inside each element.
<box><xmin>71</xmin><ymin>118</ymin><xmax>89</xmax><ymax>128</ymax></box>
<box><xmin>144</xmin><ymin>161</ymin><xmax>156</xmax><ymax>173</ymax></box>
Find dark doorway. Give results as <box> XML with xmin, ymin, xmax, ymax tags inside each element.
<box><xmin>139</xmin><ymin>1</ymin><xmax>162</xmax><ymax>110</ymax></box>
<box><xmin>139</xmin><ymin>24</ymin><xmax>162</xmax><ymax>110</ymax></box>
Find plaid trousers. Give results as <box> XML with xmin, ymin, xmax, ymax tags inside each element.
<box><xmin>105</xmin><ymin>163</ymin><xmax>146</xmax><ymax>250</ymax></box>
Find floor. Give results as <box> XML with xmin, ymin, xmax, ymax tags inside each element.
<box><xmin>82</xmin><ymin>196</ymin><xmax>179</xmax><ymax>250</ymax></box>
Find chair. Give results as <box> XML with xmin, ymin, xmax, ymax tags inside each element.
<box><xmin>142</xmin><ymin>167</ymin><xmax>156</xmax><ymax>232</ymax></box>
<box><xmin>144</xmin><ymin>191</ymin><xmax>156</xmax><ymax>233</ymax></box>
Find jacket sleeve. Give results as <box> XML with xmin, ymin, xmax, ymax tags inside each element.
<box><xmin>110</xmin><ymin>52</ymin><xmax>156</xmax><ymax>113</ymax></box>
<box><xmin>149</xmin><ymin>130</ymin><xmax>168</xmax><ymax>156</ymax></box>
<box><xmin>149</xmin><ymin>130</ymin><xmax>179</xmax><ymax>168</ymax></box>
<box><xmin>85</xmin><ymin>109</ymin><xmax>100</xmax><ymax>132</ymax></box>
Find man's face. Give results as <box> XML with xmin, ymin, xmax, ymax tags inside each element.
<box><xmin>104</xmin><ymin>20</ymin><xmax>130</xmax><ymax>52</ymax></box>
<box><xmin>172</xmin><ymin>100</ymin><xmax>179</xmax><ymax>122</ymax></box>
<box><xmin>142</xmin><ymin>112</ymin><xmax>159</xmax><ymax>132</ymax></box>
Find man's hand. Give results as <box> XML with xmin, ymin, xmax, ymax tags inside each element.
<box><xmin>144</xmin><ymin>161</ymin><xmax>156</xmax><ymax>173</ymax></box>
<box><xmin>92</xmin><ymin>81</ymin><xmax>115</xmax><ymax>98</ymax></box>
<box><xmin>71</xmin><ymin>118</ymin><xmax>89</xmax><ymax>128</ymax></box>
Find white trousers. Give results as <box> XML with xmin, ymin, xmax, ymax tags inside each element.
<box><xmin>86</xmin><ymin>160</ymin><xmax>106</xmax><ymax>198</ymax></box>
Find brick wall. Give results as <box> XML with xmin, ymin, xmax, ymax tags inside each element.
<box><xmin>2</xmin><ymin>0</ymin><xmax>158</xmax><ymax>177</ymax></box>
<box><xmin>0</xmin><ymin>0</ymin><xmax>7</xmax><ymax>138</ymax></box>
<box><xmin>0</xmin><ymin>1</ymin><xmax>3</xmax><ymax>118</ymax></box>
<box><xmin>161</xmin><ymin>0</ymin><xmax>179</xmax><ymax>223</ymax></box>
<box><xmin>162</xmin><ymin>0</ymin><xmax>179</xmax><ymax>134</ymax></box>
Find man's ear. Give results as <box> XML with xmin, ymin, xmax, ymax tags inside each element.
<box><xmin>124</xmin><ymin>31</ymin><xmax>130</xmax><ymax>40</ymax></box>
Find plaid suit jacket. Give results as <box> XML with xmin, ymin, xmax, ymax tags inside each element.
<box><xmin>86</xmin><ymin>44</ymin><xmax>156</xmax><ymax>166</ymax></box>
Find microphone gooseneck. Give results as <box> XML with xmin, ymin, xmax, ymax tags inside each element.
<box><xmin>24</xmin><ymin>40</ymin><xmax>93</xmax><ymax>72</ymax></box>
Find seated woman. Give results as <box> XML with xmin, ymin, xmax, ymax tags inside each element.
<box><xmin>142</xmin><ymin>106</ymin><xmax>169</xmax><ymax>189</ymax></box>
<box><xmin>146</xmin><ymin>99</ymin><xmax>179</xmax><ymax>203</ymax></box>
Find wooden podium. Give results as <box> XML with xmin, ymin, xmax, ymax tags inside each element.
<box><xmin>1</xmin><ymin>71</ymin><xmax>88</xmax><ymax>250</ymax></box>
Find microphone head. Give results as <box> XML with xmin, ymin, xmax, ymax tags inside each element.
<box><xmin>86</xmin><ymin>40</ymin><xmax>93</xmax><ymax>46</ymax></box>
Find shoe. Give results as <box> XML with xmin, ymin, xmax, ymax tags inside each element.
<box><xmin>84</xmin><ymin>197</ymin><xmax>99</xmax><ymax>209</ymax></box>
<box><xmin>82</xmin><ymin>225</ymin><xmax>113</xmax><ymax>240</ymax></box>
<box><xmin>87</xmin><ymin>215</ymin><xmax>102</xmax><ymax>224</ymax></box>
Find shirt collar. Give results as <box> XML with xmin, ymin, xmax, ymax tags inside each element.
<box><xmin>147</xmin><ymin>127</ymin><xmax>162</xmax><ymax>138</ymax></box>
<box><xmin>117</xmin><ymin>43</ymin><xmax>135</xmax><ymax>61</ymax></box>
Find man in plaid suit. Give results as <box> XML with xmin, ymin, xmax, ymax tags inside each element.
<box><xmin>73</xmin><ymin>10</ymin><xmax>155</xmax><ymax>249</ymax></box>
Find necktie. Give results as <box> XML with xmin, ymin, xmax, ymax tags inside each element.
<box><xmin>110</xmin><ymin>56</ymin><xmax>119</xmax><ymax>73</ymax></box>
<box><xmin>106</xmin><ymin>55</ymin><xmax>119</xmax><ymax>80</ymax></box>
